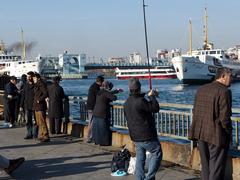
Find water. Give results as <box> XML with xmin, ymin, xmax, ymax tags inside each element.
<box><xmin>61</xmin><ymin>78</ymin><xmax>240</xmax><ymax>108</ymax></box>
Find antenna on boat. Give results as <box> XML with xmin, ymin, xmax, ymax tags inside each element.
<box><xmin>203</xmin><ymin>7</ymin><xmax>208</xmax><ymax>50</ymax></box>
<box><xmin>189</xmin><ymin>19</ymin><xmax>192</xmax><ymax>55</ymax></box>
<box><xmin>142</xmin><ymin>0</ymin><xmax>152</xmax><ymax>90</ymax></box>
<box><xmin>21</xmin><ymin>28</ymin><xmax>26</xmax><ymax>61</ymax></box>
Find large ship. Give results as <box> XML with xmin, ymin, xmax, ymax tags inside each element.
<box><xmin>115</xmin><ymin>65</ymin><xmax>176</xmax><ymax>80</ymax></box>
<box><xmin>0</xmin><ymin>41</ymin><xmax>41</xmax><ymax>78</ymax></box>
<box><xmin>171</xmin><ymin>8</ymin><xmax>240</xmax><ymax>84</ymax></box>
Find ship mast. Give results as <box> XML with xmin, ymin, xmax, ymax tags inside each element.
<box><xmin>203</xmin><ymin>7</ymin><xmax>208</xmax><ymax>50</ymax></box>
<box><xmin>189</xmin><ymin>19</ymin><xmax>192</xmax><ymax>55</ymax></box>
<box><xmin>21</xmin><ymin>28</ymin><xmax>26</xmax><ymax>61</ymax></box>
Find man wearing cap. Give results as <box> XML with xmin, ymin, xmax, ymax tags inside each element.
<box><xmin>33</xmin><ymin>73</ymin><xmax>50</xmax><ymax>142</ymax></box>
<box><xmin>124</xmin><ymin>77</ymin><xmax>162</xmax><ymax>180</ymax></box>
<box><xmin>3</xmin><ymin>76</ymin><xmax>18</xmax><ymax>128</ymax></box>
<box><xmin>85</xmin><ymin>75</ymin><xmax>104</xmax><ymax>143</ymax></box>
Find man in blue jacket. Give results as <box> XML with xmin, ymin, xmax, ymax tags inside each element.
<box><xmin>124</xmin><ymin>78</ymin><xmax>162</xmax><ymax>180</ymax></box>
<box><xmin>3</xmin><ymin>76</ymin><xmax>18</xmax><ymax>128</ymax></box>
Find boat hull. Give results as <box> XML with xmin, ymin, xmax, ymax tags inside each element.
<box><xmin>172</xmin><ymin>56</ymin><xmax>216</xmax><ymax>84</ymax></box>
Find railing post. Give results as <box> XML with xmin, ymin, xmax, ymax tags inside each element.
<box><xmin>190</xmin><ymin>107</ymin><xmax>194</xmax><ymax>153</ymax></box>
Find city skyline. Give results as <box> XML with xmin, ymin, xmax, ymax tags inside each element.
<box><xmin>0</xmin><ymin>0</ymin><xmax>239</xmax><ymax>60</ymax></box>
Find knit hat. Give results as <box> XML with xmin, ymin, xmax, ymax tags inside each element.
<box><xmin>128</xmin><ymin>78</ymin><xmax>141</xmax><ymax>90</ymax></box>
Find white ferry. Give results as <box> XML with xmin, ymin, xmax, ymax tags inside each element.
<box><xmin>171</xmin><ymin>8</ymin><xmax>240</xmax><ymax>84</ymax></box>
<box><xmin>115</xmin><ymin>66</ymin><xmax>176</xmax><ymax>80</ymax></box>
<box><xmin>0</xmin><ymin>41</ymin><xmax>41</xmax><ymax>78</ymax></box>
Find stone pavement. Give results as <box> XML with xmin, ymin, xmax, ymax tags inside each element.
<box><xmin>0</xmin><ymin>126</ymin><xmax>200</xmax><ymax>180</ymax></box>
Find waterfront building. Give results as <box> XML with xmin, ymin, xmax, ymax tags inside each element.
<box><xmin>59</xmin><ymin>51</ymin><xmax>87</xmax><ymax>79</ymax></box>
<box><xmin>108</xmin><ymin>57</ymin><xmax>126</xmax><ymax>64</ymax></box>
<box><xmin>129</xmin><ymin>52</ymin><xmax>142</xmax><ymax>64</ymax></box>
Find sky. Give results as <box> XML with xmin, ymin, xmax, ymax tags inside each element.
<box><xmin>0</xmin><ymin>0</ymin><xmax>239</xmax><ymax>61</ymax></box>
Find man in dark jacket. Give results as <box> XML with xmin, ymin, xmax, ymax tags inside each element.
<box><xmin>47</xmin><ymin>76</ymin><xmax>65</xmax><ymax>134</ymax></box>
<box><xmin>85</xmin><ymin>75</ymin><xmax>104</xmax><ymax>143</ymax></box>
<box><xmin>124</xmin><ymin>78</ymin><xmax>162</xmax><ymax>180</ymax></box>
<box><xmin>33</xmin><ymin>73</ymin><xmax>50</xmax><ymax>142</ymax></box>
<box><xmin>20</xmin><ymin>71</ymin><xmax>37</xmax><ymax>139</ymax></box>
<box><xmin>3</xmin><ymin>76</ymin><xmax>18</xmax><ymax>128</ymax></box>
<box><xmin>189</xmin><ymin>67</ymin><xmax>232</xmax><ymax>180</ymax></box>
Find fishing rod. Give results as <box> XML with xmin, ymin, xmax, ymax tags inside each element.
<box><xmin>142</xmin><ymin>0</ymin><xmax>152</xmax><ymax>90</ymax></box>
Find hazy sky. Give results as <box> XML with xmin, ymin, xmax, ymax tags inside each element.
<box><xmin>0</xmin><ymin>0</ymin><xmax>239</xmax><ymax>60</ymax></box>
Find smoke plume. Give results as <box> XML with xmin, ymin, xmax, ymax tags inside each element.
<box><xmin>6</xmin><ymin>41</ymin><xmax>37</xmax><ymax>53</ymax></box>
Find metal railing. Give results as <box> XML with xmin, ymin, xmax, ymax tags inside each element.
<box><xmin>71</xmin><ymin>98</ymin><xmax>240</xmax><ymax>149</ymax></box>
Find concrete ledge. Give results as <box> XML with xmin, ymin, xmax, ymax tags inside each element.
<box><xmin>58</xmin><ymin>120</ymin><xmax>240</xmax><ymax>180</ymax></box>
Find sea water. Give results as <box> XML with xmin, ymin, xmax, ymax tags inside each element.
<box><xmin>61</xmin><ymin>78</ymin><xmax>240</xmax><ymax>107</ymax></box>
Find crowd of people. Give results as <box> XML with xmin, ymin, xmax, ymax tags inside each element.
<box><xmin>0</xmin><ymin>67</ymin><xmax>234</xmax><ymax>180</ymax></box>
<box><xmin>3</xmin><ymin>71</ymin><xmax>67</xmax><ymax>143</ymax></box>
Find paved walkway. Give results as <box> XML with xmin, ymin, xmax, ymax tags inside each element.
<box><xmin>0</xmin><ymin>126</ymin><xmax>200</xmax><ymax>180</ymax></box>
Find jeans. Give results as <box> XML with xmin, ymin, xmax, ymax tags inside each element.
<box><xmin>26</xmin><ymin>110</ymin><xmax>38</xmax><ymax>138</ymax></box>
<box><xmin>0</xmin><ymin>155</ymin><xmax>9</xmax><ymax>168</ymax></box>
<box><xmin>135</xmin><ymin>139</ymin><xmax>162</xmax><ymax>180</ymax></box>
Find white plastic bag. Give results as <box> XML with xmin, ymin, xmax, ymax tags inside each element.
<box><xmin>127</xmin><ymin>157</ymin><xmax>136</xmax><ymax>174</ymax></box>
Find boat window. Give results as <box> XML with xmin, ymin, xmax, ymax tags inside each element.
<box><xmin>18</xmin><ymin>62</ymin><xmax>21</xmax><ymax>64</ymax></box>
<box><xmin>210</xmin><ymin>51</ymin><xmax>216</xmax><ymax>54</ymax></box>
<box><xmin>202</xmin><ymin>51</ymin><xmax>205</xmax><ymax>55</ymax></box>
<box><xmin>217</xmin><ymin>50</ymin><xmax>221</xmax><ymax>54</ymax></box>
<box><xmin>2</xmin><ymin>56</ymin><xmax>5</xmax><ymax>60</ymax></box>
<box><xmin>206</xmin><ymin>51</ymin><xmax>209</xmax><ymax>55</ymax></box>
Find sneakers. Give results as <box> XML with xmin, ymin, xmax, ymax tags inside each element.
<box><xmin>111</xmin><ymin>170</ymin><xmax>127</xmax><ymax>177</ymax></box>
<box><xmin>3</xmin><ymin>122</ymin><xmax>14</xmax><ymax>128</ymax></box>
<box><xmin>4</xmin><ymin>157</ymin><xmax>25</xmax><ymax>174</ymax></box>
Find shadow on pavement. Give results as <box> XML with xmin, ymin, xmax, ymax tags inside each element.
<box><xmin>11</xmin><ymin>154</ymin><xmax>112</xmax><ymax>179</ymax></box>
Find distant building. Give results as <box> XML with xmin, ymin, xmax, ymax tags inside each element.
<box><xmin>156</xmin><ymin>49</ymin><xmax>168</xmax><ymax>60</ymax></box>
<box><xmin>227</xmin><ymin>45</ymin><xmax>240</xmax><ymax>60</ymax></box>
<box><xmin>59</xmin><ymin>51</ymin><xmax>86</xmax><ymax>74</ymax></box>
<box><xmin>108</xmin><ymin>57</ymin><xmax>126</xmax><ymax>64</ymax></box>
<box><xmin>129</xmin><ymin>52</ymin><xmax>142</xmax><ymax>64</ymax></box>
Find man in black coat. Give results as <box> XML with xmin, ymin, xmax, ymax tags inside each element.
<box><xmin>85</xmin><ymin>75</ymin><xmax>104</xmax><ymax>143</ymax></box>
<box><xmin>124</xmin><ymin>78</ymin><xmax>162</xmax><ymax>180</ymax></box>
<box><xmin>47</xmin><ymin>76</ymin><xmax>65</xmax><ymax>134</ymax></box>
<box><xmin>20</xmin><ymin>71</ymin><xmax>37</xmax><ymax>139</ymax></box>
<box><xmin>3</xmin><ymin>76</ymin><xmax>18</xmax><ymax>128</ymax></box>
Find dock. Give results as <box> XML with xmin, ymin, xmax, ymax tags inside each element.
<box><xmin>0</xmin><ymin>126</ymin><xmax>199</xmax><ymax>180</ymax></box>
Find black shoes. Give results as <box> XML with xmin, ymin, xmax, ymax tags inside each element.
<box><xmin>24</xmin><ymin>135</ymin><xmax>33</xmax><ymax>140</ymax></box>
<box><xmin>4</xmin><ymin>157</ymin><xmax>25</xmax><ymax>174</ymax></box>
<box><xmin>38</xmin><ymin>138</ymin><xmax>50</xmax><ymax>143</ymax></box>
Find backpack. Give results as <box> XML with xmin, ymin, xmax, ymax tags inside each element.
<box><xmin>111</xmin><ymin>148</ymin><xmax>131</xmax><ymax>173</ymax></box>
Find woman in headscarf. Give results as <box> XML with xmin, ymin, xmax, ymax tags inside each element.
<box><xmin>92</xmin><ymin>81</ymin><xmax>117</xmax><ymax>146</ymax></box>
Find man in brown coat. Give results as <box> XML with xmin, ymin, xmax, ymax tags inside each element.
<box><xmin>33</xmin><ymin>73</ymin><xmax>50</xmax><ymax>142</ymax></box>
<box><xmin>189</xmin><ymin>67</ymin><xmax>232</xmax><ymax>180</ymax></box>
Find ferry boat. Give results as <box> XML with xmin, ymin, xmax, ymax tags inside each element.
<box><xmin>171</xmin><ymin>9</ymin><xmax>240</xmax><ymax>84</ymax></box>
<box><xmin>0</xmin><ymin>41</ymin><xmax>41</xmax><ymax>78</ymax></box>
<box><xmin>115</xmin><ymin>65</ymin><xmax>176</xmax><ymax>80</ymax></box>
